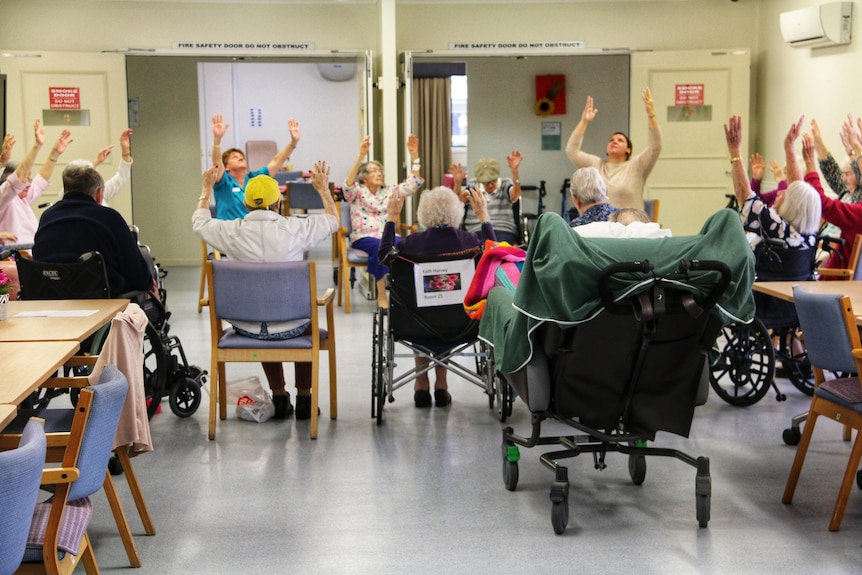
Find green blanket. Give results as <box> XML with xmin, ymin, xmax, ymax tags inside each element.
<box><xmin>479</xmin><ymin>209</ymin><xmax>756</xmax><ymax>373</ymax></box>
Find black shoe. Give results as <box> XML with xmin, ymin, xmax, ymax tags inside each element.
<box><xmin>434</xmin><ymin>389</ymin><xmax>451</xmax><ymax>407</ymax></box>
<box><xmin>272</xmin><ymin>394</ymin><xmax>294</xmax><ymax>419</ymax></box>
<box><xmin>295</xmin><ymin>395</ymin><xmax>320</xmax><ymax>420</ymax></box>
<box><xmin>414</xmin><ymin>389</ymin><xmax>432</xmax><ymax>408</ymax></box>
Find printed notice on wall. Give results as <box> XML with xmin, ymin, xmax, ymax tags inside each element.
<box><xmin>541</xmin><ymin>122</ymin><xmax>562</xmax><ymax>151</ymax></box>
<box><xmin>49</xmin><ymin>87</ymin><xmax>80</xmax><ymax>110</ymax></box>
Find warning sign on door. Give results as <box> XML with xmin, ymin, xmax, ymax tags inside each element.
<box><xmin>674</xmin><ymin>84</ymin><xmax>704</xmax><ymax>106</ymax></box>
<box><xmin>49</xmin><ymin>87</ymin><xmax>81</xmax><ymax>110</ymax></box>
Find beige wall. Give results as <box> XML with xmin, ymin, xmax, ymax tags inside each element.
<box><xmin>3</xmin><ymin>0</ymin><xmax>858</xmax><ymax>263</ymax></box>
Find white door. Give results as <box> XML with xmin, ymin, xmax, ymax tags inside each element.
<box><xmin>0</xmin><ymin>51</ymin><xmax>131</xmax><ymax>220</ymax></box>
<box><xmin>631</xmin><ymin>50</ymin><xmax>750</xmax><ymax>235</ymax></box>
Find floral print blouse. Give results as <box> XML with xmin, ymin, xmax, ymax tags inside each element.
<box><xmin>342</xmin><ymin>175</ymin><xmax>424</xmax><ymax>243</ymax></box>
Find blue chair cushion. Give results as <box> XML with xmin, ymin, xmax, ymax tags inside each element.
<box><xmin>815</xmin><ymin>377</ymin><xmax>862</xmax><ymax>410</ymax></box>
<box><xmin>347</xmin><ymin>247</ymin><xmax>369</xmax><ymax>264</ymax></box>
<box><xmin>218</xmin><ymin>327</ymin><xmax>328</xmax><ymax>349</ymax></box>
<box><xmin>23</xmin><ymin>497</ymin><xmax>93</xmax><ymax>560</ymax></box>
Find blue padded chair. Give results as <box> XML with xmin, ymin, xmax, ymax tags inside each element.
<box><xmin>206</xmin><ymin>259</ymin><xmax>337</xmax><ymax>440</ymax></box>
<box><xmin>782</xmin><ymin>286</ymin><xmax>862</xmax><ymax>531</ymax></box>
<box><xmin>336</xmin><ymin>201</ymin><xmax>370</xmax><ymax>313</ymax></box>
<box><xmin>18</xmin><ymin>365</ymin><xmax>128</xmax><ymax>574</ymax></box>
<box><xmin>0</xmin><ymin>418</ymin><xmax>47</xmax><ymax>575</ymax></box>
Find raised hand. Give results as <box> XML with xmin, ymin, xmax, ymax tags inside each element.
<box><xmin>749</xmin><ymin>153</ymin><xmax>765</xmax><ymax>181</ymax></box>
<box><xmin>506</xmin><ymin>150</ymin><xmax>523</xmax><ymax>172</ymax></box>
<box><xmin>212</xmin><ymin>113</ymin><xmax>229</xmax><ymax>139</ymax></box>
<box><xmin>784</xmin><ymin>115</ymin><xmax>804</xmax><ymax>148</ymax></box>
<box><xmin>769</xmin><ymin>159</ymin><xmax>784</xmax><ymax>183</ymax></box>
<box><xmin>94</xmin><ymin>145</ymin><xmax>113</xmax><ymax>167</ymax></box>
<box><xmin>288</xmin><ymin>118</ymin><xmax>300</xmax><ymax>146</ymax></box>
<box><xmin>581</xmin><ymin>96</ymin><xmax>598</xmax><ymax>124</ymax></box>
<box><xmin>642</xmin><ymin>88</ymin><xmax>655</xmax><ymax>117</ymax></box>
<box><xmin>386</xmin><ymin>191</ymin><xmax>405</xmax><ymax>222</ymax></box>
<box><xmin>1</xmin><ymin>133</ymin><xmax>15</xmax><ymax>164</ymax></box>
<box><xmin>311</xmin><ymin>160</ymin><xmax>330</xmax><ymax>192</ymax></box>
<box><xmin>202</xmin><ymin>165</ymin><xmax>219</xmax><ymax>188</ymax></box>
<box><xmin>119</xmin><ymin>129</ymin><xmax>133</xmax><ymax>159</ymax></box>
<box><xmin>723</xmin><ymin>115</ymin><xmax>742</xmax><ymax>155</ymax></box>
<box><xmin>406</xmin><ymin>134</ymin><xmax>420</xmax><ymax>159</ymax></box>
<box><xmin>52</xmin><ymin>130</ymin><xmax>73</xmax><ymax>157</ymax></box>
<box><xmin>34</xmin><ymin>119</ymin><xmax>45</xmax><ymax>147</ymax></box>
<box><xmin>357</xmin><ymin>135</ymin><xmax>371</xmax><ymax>158</ymax></box>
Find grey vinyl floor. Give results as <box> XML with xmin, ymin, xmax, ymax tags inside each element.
<box><xmin>85</xmin><ymin>251</ymin><xmax>862</xmax><ymax>574</ymax></box>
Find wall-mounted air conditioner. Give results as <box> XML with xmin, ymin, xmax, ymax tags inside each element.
<box><xmin>780</xmin><ymin>2</ymin><xmax>852</xmax><ymax>48</ymax></box>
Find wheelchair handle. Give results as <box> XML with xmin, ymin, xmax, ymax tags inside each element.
<box><xmin>679</xmin><ymin>259</ymin><xmax>732</xmax><ymax>312</ymax></box>
<box><xmin>598</xmin><ymin>260</ymin><xmax>653</xmax><ymax>311</ymax></box>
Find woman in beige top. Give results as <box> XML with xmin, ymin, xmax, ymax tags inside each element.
<box><xmin>565</xmin><ymin>88</ymin><xmax>662</xmax><ymax>210</ymax></box>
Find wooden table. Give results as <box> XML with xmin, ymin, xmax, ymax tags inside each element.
<box><xmin>0</xmin><ymin>340</ymin><xmax>82</xmax><ymax>405</ymax></box>
<box><xmin>0</xmin><ymin>404</ymin><xmax>16</xmax><ymax>430</ymax></box>
<box><xmin>754</xmin><ymin>281</ymin><xmax>862</xmax><ymax>324</ymax></box>
<box><xmin>0</xmin><ymin>299</ymin><xmax>128</xmax><ymax>343</ymax></box>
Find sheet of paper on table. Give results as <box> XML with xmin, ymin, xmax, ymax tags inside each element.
<box><xmin>13</xmin><ymin>310</ymin><xmax>100</xmax><ymax>317</ymax></box>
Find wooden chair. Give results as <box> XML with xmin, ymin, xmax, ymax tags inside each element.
<box><xmin>782</xmin><ymin>286</ymin><xmax>862</xmax><ymax>531</ymax></box>
<box><xmin>197</xmin><ymin>241</ymin><xmax>222</xmax><ymax>313</ymax></box>
<box><xmin>14</xmin><ymin>366</ymin><xmax>129</xmax><ymax>574</ymax></box>
<box><xmin>0</xmin><ymin>418</ymin><xmax>46</xmax><ymax>575</ymax></box>
<box><xmin>0</xmin><ymin>307</ymin><xmax>156</xmax><ymax>568</ymax></box>
<box><xmin>205</xmin><ymin>259</ymin><xmax>337</xmax><ymax>440</ymax></box>
<box><xmin>817</xmin><ymin>234</ymin><xmax>862</xmax><ymax>280</ymax></box>
<box><xmin>644</xmin><ymin>198</ymin><xmax>660</xmax><ymax>223</ymax></box>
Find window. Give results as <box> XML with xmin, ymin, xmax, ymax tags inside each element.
<box><xmin>451</xmin><ymin>75</ymin><xmax>467</xmax><ymax>148</ymax></box>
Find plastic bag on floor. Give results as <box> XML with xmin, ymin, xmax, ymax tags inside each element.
<box><xmin>226</xmin><ymin>376</ymin><xmax>275</xmax><ymax>423</ymax></box>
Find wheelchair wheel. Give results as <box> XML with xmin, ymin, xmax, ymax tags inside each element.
<box><xmin>775</xmin><ymin>328</ymin><xmax>814</xmax><ymax>396</ymax></box>
<box><xmin>143</xmin><ymin>322</ymin><xmax>168</xmax><ymax>419</ymax></box>
<box><xmin>496</xmin><ymin>372</ymin><xmax>513</xmax><ymax>422</ymax></box>
<box><xmin>169</xmin><ymin>376</ymin><xmax>202</xmax><ymax>417</ymax></box>
<box><xmin>371</xmin><ymin>307</ymin><xmax>389</xmax><ymax>425</ymax></box>
<box><xmin>709</xmin><ymin>318</ymin><xmax>775</xmax><ymax>406</ymax></box>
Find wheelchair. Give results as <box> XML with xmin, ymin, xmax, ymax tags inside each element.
<box><xmin>12</xmin><ymin>248</ymin><xmax>206</xmax><ymax>419</ymax></box>
<box><xmin>708</xmin><ymin>237</ymin><xmax>817</xmax><ymax>406</ymax></box>
<box><xmin>371</xmin><ymin>247</ymin><xmax>505</xmax><ymax>425</ymax></box>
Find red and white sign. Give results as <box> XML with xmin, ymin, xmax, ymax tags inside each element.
<box><xmin>49</xmin><ymin>87</ymin><xmax>81</xmax><ymax>110</ymax></box>
<box><xmin>674</xmin><ymin>84</ymin><xmax>704</xmax><ymax>106</ymax></box>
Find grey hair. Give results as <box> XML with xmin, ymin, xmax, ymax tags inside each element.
<box><xmin>0</xmin><ymin>160</ymin><xmax>19</xmax><ymax>185</ymax></box>
<box><xmin>356</xmin><ymin>160</ymin><xmax>384</xmax><ymax>186</ymax></box>
<box><xmin>778</xmin><ymin>180</ymin><xmax>821</xmax><ymax>235</ymax></box>
<box><xmin>569</xmin><ymin>167</ymin><xmax>607</xmax><ymax>205</ymax></box>
<box><xmin>417</xmin><ymin>186</ymin><xmax>463</xmax><ymax>229</ymax></box>
<box><xmin>66</xmin><ymin>159</ymin><xmax>95</xmax><ymax>170</ymax></box>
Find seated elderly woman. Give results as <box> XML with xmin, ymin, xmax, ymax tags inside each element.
<box><xmin>725</xmin><ymin>115</ymin><xmax>821</xmax><ymax>326</ymax></box>
<box><xmin>568</xmin><ymin>166</ymin><xmax>617</xmax><ymax>227</ymax></box>
<box><xmin>378</xmin><ymin>186</ymin><xmax>496</xmax><ymax>408</ymax></box>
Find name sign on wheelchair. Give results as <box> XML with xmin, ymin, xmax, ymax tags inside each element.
<box><xmin>413</xmin><ymin>259</ymin><xmax>475</xmax><ymax>308</ymax></box>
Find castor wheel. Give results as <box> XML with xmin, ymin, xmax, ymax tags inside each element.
<box><xmin>783</xmin><ymin>427</ymin><xmax>801</xmax><ymax>446</ymax></box>
<box><xmin>170</xmin><ymin>377</ymin><xmax>202</xmax><ymax>417</ymax></box>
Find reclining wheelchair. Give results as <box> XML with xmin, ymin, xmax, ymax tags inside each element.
<box><xmin>371</xmin><ymin>246</ymin><xmax>505</xmax><ymax>424</ymax></box>
<box><xmin>12</xmin><ymin>248</ymin><xmax>206</xmax><ymax>419</ymax></box>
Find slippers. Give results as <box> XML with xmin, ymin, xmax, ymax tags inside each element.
<box><xmin>414</xmin><ymin>389</ymin><xmax>432</xmax><ymax>408</ymax></box>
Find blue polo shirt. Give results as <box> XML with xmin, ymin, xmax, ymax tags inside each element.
<box><xmin>213</xmin><ymin>166</ymin><xmax>270</xmax><ymax>221</ymax></box>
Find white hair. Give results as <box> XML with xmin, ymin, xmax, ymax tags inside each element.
<box><xmin>417</xmin><ymin>186</ymin><xmax>463</xmax><ymax>229</ymax></box>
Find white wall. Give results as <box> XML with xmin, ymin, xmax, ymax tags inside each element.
<box><xmin>198</xmin><ymin>61</ymin><xmax>361</xmax><ymax>175</ymax></box>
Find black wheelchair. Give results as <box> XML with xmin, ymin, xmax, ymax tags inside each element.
<box><xmin>12</xmin><ymin>249</ymin><xmax>206</xmax><ymax>419</ymax></box>
<box><xmin>709</xmin><ymin>237</ymin><xmax>817</xmax><ymax>406</ymax></box>
<box><xmin>371</xmin><ymin>246</ymin><xmax>504</xmax><ymax>425</ymax></box>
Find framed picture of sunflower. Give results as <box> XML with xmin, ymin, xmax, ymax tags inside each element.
<box><xmin>534</xmin><ymin>74</ymin><xmax>566</xmax><ymax>116</ymax></box>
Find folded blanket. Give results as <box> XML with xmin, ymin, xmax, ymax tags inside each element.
<box><xmin>463</xmin><ymin>240</ymin><xmax>526</xmax><ymax>319</ymax></box>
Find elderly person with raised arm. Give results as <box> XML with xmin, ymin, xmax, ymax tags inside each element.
<box><xmin>450</xmin><ymin>151</ymin><xmax>523</xmax><ymax>244</ymax></box>
<box><xmin>379</xmin><ymin>186</ymin><xmax>495</xmax><ymax>408</ymax></box>
<box><xmin>343</xmin><ymin>134</ymin><xmax>424</xmax><ymax>308</ymax></box>
<box><xmin>193</xmin><ymin>161</ymin><xmax>338</xmax><ymax>420</ymax></box>
<box><xmin>60</xmin><ymin>129</ymin><xmax>135</xmax><ymax>206</ymax></box>
<box><xmin>565</xmin><ymin>88</ymin><xmax>661</xmax><ymax>210</ymax></box>
<box><xmin>0</xmin><ymin>120</ymin><xmax>73</xmax><ymax>244</ymax></box>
